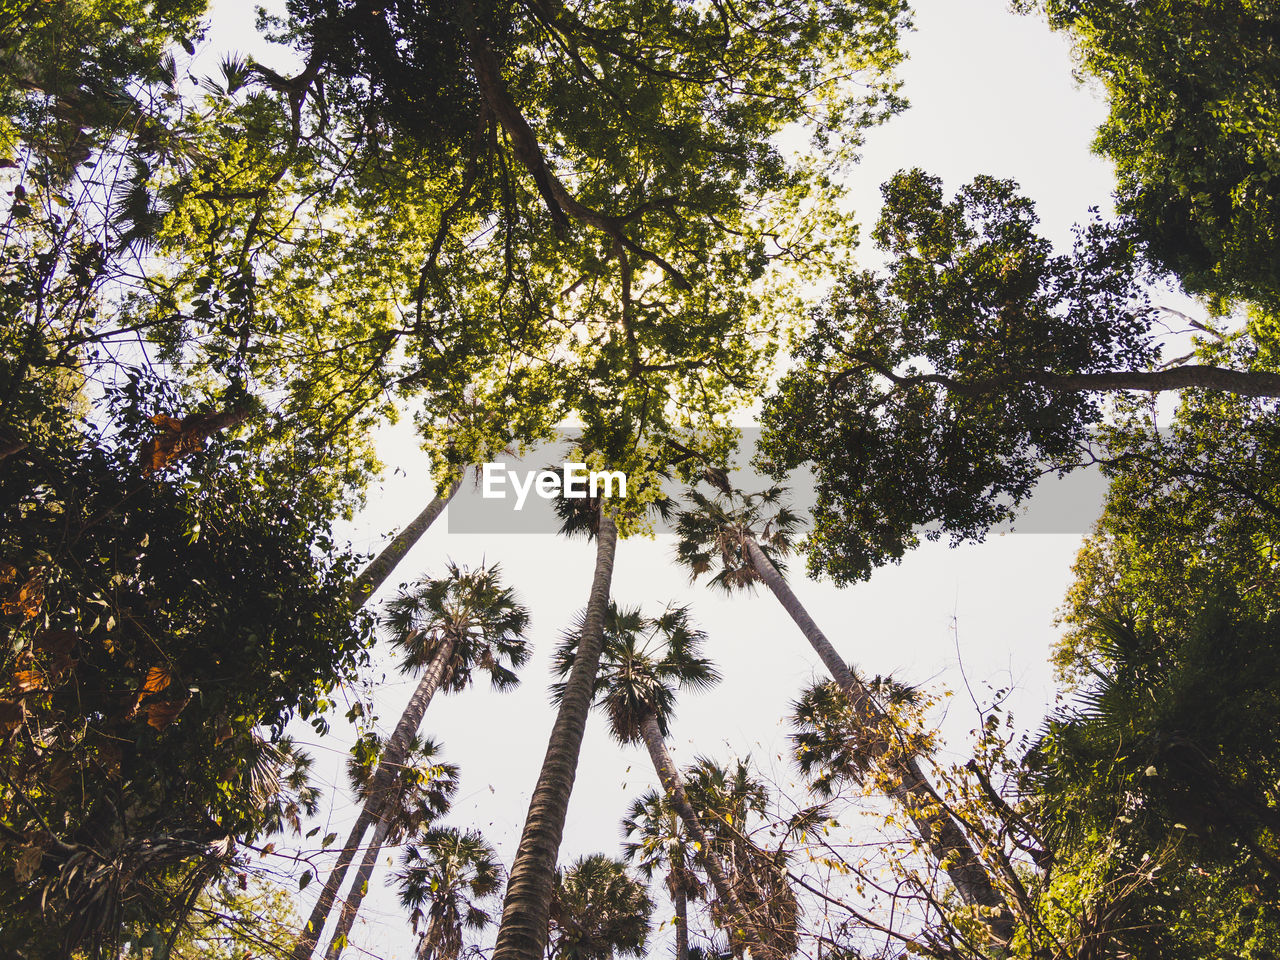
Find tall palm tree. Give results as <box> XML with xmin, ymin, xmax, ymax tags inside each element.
<box><xmin>295</xmin><ymin>562</ymin><xmax>530</xmax><ymax>960</ymax></box>
<box><xmin>551</xmin><ymin>601</ymin><xmax>758</xmax><ymax>951</ymax></box>
<box><xmin>396</xmin><ymin>827</ymin><xmax>503</xmax><ymax>960</ymax></box>
<box><xmin>323</xmin><ymin>737</ymin><xmax>461</xmax><ymax>959</ymax></box>
<box><xmin>548</xmin><ymin>853</ymin><xmax>654</xmax><ymax>960</ymax></box>
<box><xmin>674</xmin><ymin>481</ymin><xmax>1014</xmax><ymax>946</ymax></box>
<box><xmin>622</xmin><ymin>788</ymin><xmax>705</xmax><ymax>960</ymax></box>
<box><xmin>491</xmin><ymin>495</ymin><xmax>620</xmax><ymax>960</ymax></box>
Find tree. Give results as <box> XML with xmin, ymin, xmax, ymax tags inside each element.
<box><xmin>491</xmin><ymin>495</ymin><xmax>619</xmax><ymax>960</ymax></box>
<box><xmin>623</xmin><ymin>789</ymin><xmax>705</xmax><ymax>960</ymax></box>
<box><xmin>1023</xmin><ymin>0</ymin><xmax>1280</xmax><ymax>311</ymax></box>
<box><xmin>674</xmin><ymin>481</ymin><xmax>1014</xmax><ymax>945</ymax></box>
<box><xmin>552</xmin><ymin>601</ymin><xmax>763</xmax><ymax>953</ymax></box>
<box><xmin>158</xmin><ymin>874</ymin><xmax>303</xmax><ymax>960</ymax></box>
<box><xmin>548</xmin><ymin>854</ymin><xmax>654</xmax><ymax>960</ymax></box>
<box><xmin>324</xmin><ymin>737</ymin><xmax>461</xmax><ymax>960</ymax></box>
<box><xmin>0</xmin><ymin>371</ymin><xmax>368</xmax><ymax>957</ymax></box>
<box><xmin>681</xmin><ymin>758</ymin><xmax>798</xmax><ymax>960</ymax></box>
<box><xmin>396</xmin><ymin>827</ymin><xmax>503</xmax><ymax>960</ymax></box>
<box><xmin>1055</xmin><ymin>386</ymin><xmax>1280</xmax><ymax>683</ymax></box>
<box><xmin>758</xmin><ymin>169</ymin><xmax>1280</xmax><ymax>584</ymax></box>
<box><xmin>1024</xmin><ymin>609</ymin><xmax>1280</xmax><ymax>959</ymax></box>
<box><xmin>294</xmin><ymin>563</ymin><xmax>530</xmax><ymax>960</ymax></box>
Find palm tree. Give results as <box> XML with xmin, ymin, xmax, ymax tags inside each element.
<box><xmin>323</xmin><ymin>737</ymin><xmax>461</xmax><ymax>959</ymax></box>
<box><xmin>396</xmin><ymin>827</ymin><xmax>503</xmax><ymax>960</ymax></box>
<box><xmin>622</xmin><ymin>788</ymin><xmax>705</xmax><ymax>960</ymax></box>
<box><xmin>551</xmin><ymin>601</ymin><xmax>757</xmax><ymax>951</ymax></box>
<box><xmin>346</xmin><ymin>472</ymin><xmax>464</xmax><ymax>611</ymax></box>
<box><xmin>674</xmin><ymin>481</ymin><xmax>1014</xmax><ymax>946</ymax></box>
<box><xmin>491</xmin><ymin>494</ymin><xmax>620</xmax><ymax>960</ymax></box>
<box><xmin>548</xmin><ymin>854</ymin><xmax>653</xmax><ymax>960</ymax></box>
<box><xmin>295</xmin><ymin>562</ymin><xmax>530</xmax><ymax>960</ymax></box>
<box><xmin>682</xmin><ymin>758</ymin><xmax>798</xmax><ymax>960</ymax></box>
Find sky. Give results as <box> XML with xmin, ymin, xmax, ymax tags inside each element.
<box><xmin>202</xmin><ymin>1</ymin><xmax>1122</xmax><ymax>956</ymax></box>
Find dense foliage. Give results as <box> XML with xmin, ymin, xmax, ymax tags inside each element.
<box><xmin>2</xmin><ymin>0</ymin><xmax>1279</xmax><ymax>958</ymax></box>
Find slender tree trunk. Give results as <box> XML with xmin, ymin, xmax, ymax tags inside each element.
<box><xmin>292</xmin><ymin>638</ymin><xmax>456</xmax><ymax>960</ymax></box>
<box><xmin>742</xmin><ymin>537</ymin><xmax>1015</xmax><ymax>946</ymax></box>
<box><xmin>322</xmin><ymin>817</ymin><xmax>390</xmax><ymax>960</ymax></box>
<box><xmin>348</xmin><ymin>476</ymin><xmax>463</xmax><ymax>611</ymax></box>
<box><xmin>672</xmin><ymin>876</ymin><xmax>689</xmax><ymax>960</ymax></box>
<box><xmin>492</xmin><ymin>513</ymin><xmax>619</xmax><ymax>960</ymax></box>
<box><xmin>637</xmin><ymin>712</ymin><xmax>754</xmax><ymax>947</ymax></box>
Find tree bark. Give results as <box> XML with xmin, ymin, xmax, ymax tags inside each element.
<box><xmin>492</xmin><ymin>513</ymin><xmax>619</xmax><ymax>960</ymax></box>
<box><xmin>637</xmin><ymin>713</ymin><xmax>755</xmax><ymax>947</ymax></box>
<box><xmin>347</xmin><ymin>476</ymin><xmax>463</xmax><ymax>612</ymax></box>
<box><xmin>322</xmin><ymin>819</ymin><xmax>387</xmax><ymax>960</ymax></box>
<box><xmin>861</xmin><ymin>355</ymin><xmax>1280</xmax><ymax>400</ymax></box>
<box><xmin>672</xmin><ymin>878</ymin><xmax>689</xmax><ymax>960</ymax></box>
<box><xmin>742</xmin><ymin>537</ymin><xmax>1015</xmax><ymax>946</ymax></box>
<box><xmin>292</xmin><ymin>638</ymin><xmax>456</xmax><ymax>960</ymax></box>
<box><xmin>1030</xmin><ymin>366</ymin><xmax>1280</xmax><ymax>397</ymax></box>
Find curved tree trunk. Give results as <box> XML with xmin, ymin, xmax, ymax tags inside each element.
<box><xmin>742</xmin><ymin>538</ymin><xmax>1015</xmax><ymax>947</ymax></box>
<box><xmin>492</xmin><ymin>513</ymin><xmax>619</xmax><ymax>960</ymax></box>
<box><xmin>637</xmin><ymin>712</ymin><xmax>755</xmax><ymax>949</ymax></box>
<box><xmin>348</xmin><ymin>475</ymin><xmax>463</xmax><ymax>611</ymax></box>
<box><xmin>293</xmin><ymin>637</ymin><xmax>456</xmax><ymax>960</ymax></box>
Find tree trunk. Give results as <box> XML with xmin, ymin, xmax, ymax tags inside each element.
<box><xmin>742</xmin><ymin>537</ymin><xmax>1015</xmax><ymax>946</ymax></box>
<box><xmin>292</xmin><ymin>638</ymin><xmax>456</xmax><ymax>960</ymax></box>
<box><xmin>873</xmin><ymin>360</ymin><xmax>1280</xmax><ymax>401</ymax></box>
<box><xmin>1032</xmin><ymin>365</ymin><xmax>1280</xmax><ymax>398</ymax></box>
<box><xmin>348</xmin><ymin>476</ymin><xmax>463</xmax><ymax>611</ymax></box>
<box><xmin>637</xmin><ymin>712</ymin><xmax>754</xmax><ymax>947</ymax></box>
<box><xmin>492</xmin><ymin>513</ymin><xmax>619</xmax><ymax>960</ymax></box>
<box><xmin>322</xmin><ymin>818</ymin><xmax>388</xmax><ymax>960</ymax></box>
<box><xmin>672</xmin><ymin>877</ymin><xmax>689</xmax><ymax>960</ymax></box>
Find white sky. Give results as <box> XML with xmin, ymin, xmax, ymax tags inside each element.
<box><xmin>204</xmin><ymin>0</ymin><xmax>1119</xmax><ymax>956</ymax></box>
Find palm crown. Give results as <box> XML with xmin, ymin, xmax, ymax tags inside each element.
<box><xmin>621</xmin><ymin>788</ymin><xmax>703</xmax><ymax>895</ymax></box>
<box><xmin>548</xmin><ymin>854</ymin><xmax>653</xmax><ymax>960</ymax></box>
<box><xmin>345</xmin><ymin>734</ymin><xmax>460</xmax><ymax>842</ymax></box>
<box><xmin>674</xmin><ymin>483</ymin><xmax>802</xmax><ymax>593</ymax></box>
<box><xmin>397</xmin><ymin>826</ymin><xmax>503</xmax><ymax>960</ymax></box>
<box><xmin>551</xmin><ymin>602</ymin><xmax>720</xmax><ymax>743</ymax></box>
<box><xmin>382</xmin><ymin>561</ymin><xmax>531</xmax><ymax>690</ymax></box>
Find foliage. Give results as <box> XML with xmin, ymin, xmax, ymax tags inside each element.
<box><xmin>165</xmin><ymin>875</ymin><xmax>303</xmax><ymax>960</ymax></box>
<box><xmin>0</xmin><ymin>374</ymin><xmax>366</xmax><ymax>956</ymax></box>
<box><xmin>791</xmin><ymin>676</ymin><xmax>924</xmax><ymax>796</ymax></box>
<box><xmin>1027</xmin><ymin>0</ymin><xmax>1280</xmax><ymax>310</ymax></box>
<box><xmin>673</xmin><ymin>483</ymin><xmax>802</xmax><ymax>592</ymax></box>
<box><xmin>396</xmin><ymin>827</ymin><xmax>503</xmax><ymax>960</ymax></box>
<box><xmin>548</xmin><ymin>854</ymin><xmax>653</xmax><ymax>960</ymax></box>
<box><xmin>382</xmin><ymin>562</ymin><xmax>532</xmax><ymax>687</ymax></box>
<box><xmin>622</xmin><ymin>787</ymin><xmax>706</xmax><ymax>907</ymax></box>
<box><xmin>1026</xmin><ymin>608</ymin><xmax>1280</xmax><ymax>959</ymax></box>
<box><xmin>759</xmin><ymin>170</ymin><xmax>1161</xmax><ymax>583</ymax></box>
<box><xmin>0</xmin><ymin>0</ymin><xmax>206</xmax><ymax>174</ymax></box>
<box><xmin>1056</xmin><ymin>386</ymin><xmax>1280</xmax><ymax>683</ymax></box>
<box><xmin>551</xmin><ymin>602</ymin><xmax>718</xmax><ymax>744</ymax></box>
<box><xmin>345</xmin><ymin>735</ymin><xmax>461</xmax><ymax>846</ymax></box>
